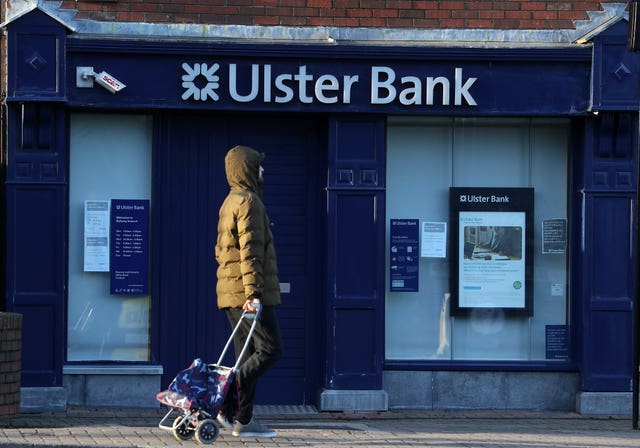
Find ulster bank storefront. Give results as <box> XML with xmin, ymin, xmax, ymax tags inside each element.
<box><xmin>3</xmin><ymin>7</ymin><xmax>639</xmax><ymax>413</ymax></box>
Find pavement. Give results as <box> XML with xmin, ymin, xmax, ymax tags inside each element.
<box><xmin>1</xmin><ymin>406</ymin><xmax>640</xmax><ymax>448</ymax></box>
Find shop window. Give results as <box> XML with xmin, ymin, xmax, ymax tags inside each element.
<box><xmin>386</xmin><ymin>117</ymin><xmax>569</xmax><ymax>362</ymax></box>
<box><xmin>67</xmin><ymin>114</ymin><xmax>152</xmax><ymax>362</ymax></box>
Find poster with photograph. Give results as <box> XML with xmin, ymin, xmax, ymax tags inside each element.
<box><xmin>449</xmin><ymin>187</ymin><xmax>534</xmax><ymax>316</ymax></box>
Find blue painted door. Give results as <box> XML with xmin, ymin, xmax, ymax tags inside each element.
<box><xmin>154</xmin><ymin>113</ymin><xmax>325</xmax><ymax>405</ymax></box>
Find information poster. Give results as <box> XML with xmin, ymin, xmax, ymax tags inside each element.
<box><xmin>449</xmin><ymin>187</ymin><xmax>534</xmax><ymax>316</ymax></box>
<box><xmin>421</xmin><ymin>221</ymin><xmax>447</xmax><ymax>258</ymax></box>
<box><xmin>545</xmin><ymin>325</ymin><xmax>569</xmax><ymax>360</ymax></box>
<box><xmin>110</xmin><ymin>199</ymin><xmax>150</xmax><ymax>295</ymax></box>
<box><xmin>542</xmin><ymin>218</ymin><xmax>567</xmax><ymax>254</ymax></box>
<box><xmin>390</xmin><ymin>219</ymin><xmax>419</xmax><ymax>292</ymax></box>
<box><xmin>84</xmin><ymin>200</ymin><xmax>110</xmax><ymax>272</ymax></box>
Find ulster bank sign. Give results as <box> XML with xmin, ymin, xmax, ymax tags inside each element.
<box><xmin>180</xmin><ymin>62</ymin><xmax>478</xmax><ymax>107</ymax></box>
<box><xmin>66</xmin><ymin>46</ymin><xmax>590</xmax><ymax>115</ymax></box>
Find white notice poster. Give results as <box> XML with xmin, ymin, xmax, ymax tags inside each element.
<box><xmin>84</xmin><ymin>200</ymin><xmax>110</xmax><ymax>272</ymax></box>
<box><xmin>421</xmin><ymin>221</ymin><xmax>447</xmax><ymax>258</ymax></box>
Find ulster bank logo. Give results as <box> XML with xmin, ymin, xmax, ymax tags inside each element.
<box><xmin>181</xmin><ymin>63</ymin><xmax>220</xmax><ymax>101</ymax></box>
<box><xmin>180</xmin><ymin>61</ymin><xmax>478</xmax><ymax>106</ymax></box>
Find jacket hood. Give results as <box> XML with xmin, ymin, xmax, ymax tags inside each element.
<box><xmin>224</xmin><ymin>145</ymin><xmax>264</xmax><ymax>194</ymax></box>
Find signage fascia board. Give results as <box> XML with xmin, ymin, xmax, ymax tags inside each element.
<box><xmin>65</xmin><ymin>41</ymin><xmax>591</xmax><ymax>116</ymax></box>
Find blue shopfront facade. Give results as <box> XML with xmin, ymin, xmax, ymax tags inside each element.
<box><xmin>2</xmin><ymin>8</ymin><xmax>639</xmax><ymax>413</ymax></box>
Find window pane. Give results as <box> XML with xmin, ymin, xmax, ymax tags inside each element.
<box><xmin>67</xmin><ymin>114</ymin><xmax>153</xmax><ymax>362</ymax></box>
<box><xmin>385</xmin><ymin>117</ymin><xmax>569</xmax><ymax>361</ymax></box>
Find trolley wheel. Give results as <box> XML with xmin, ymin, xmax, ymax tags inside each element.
<box><xmin>195</xmin><ymin>418</ymin><xmax>219</xmax><ymax>444</ymax></box>
<box><xmin>172</xmin><ymin>415</ymin><xmax>196</xmax><ymax>441</ymax></box>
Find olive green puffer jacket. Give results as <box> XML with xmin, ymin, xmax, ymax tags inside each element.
<box><xmin>215</xmin><ymin>145</ymin><xmax>281</xmax><ymax>309</ymax></box>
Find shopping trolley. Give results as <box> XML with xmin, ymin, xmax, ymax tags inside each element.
<box><xmin>156</xmin><ymin>304</ymin><xmax>262</xmax><ymax>444</ymax></box>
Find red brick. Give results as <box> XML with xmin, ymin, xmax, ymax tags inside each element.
<box><xmin>360</xmin><ymin>0</ymin><xmax>387</xmax><ymax>8</ymax></box>
<box><xmin>321</xmin><ymin>8</ymin><xmax>346</xmax><ymax>17</ymax></box>
<box><xmin>158</xmin><ymin>4</ymin><xmax>186</xmax><ymax>13</ymax></box>
<box><xmin>208</xmin><ymin>6</ymin><xmax>239</xmax><ymax>16</ymax></box>
<box><xmin>385</xmin><ymin>17</ymin><xmax>416</xmax><ymax>27</ymax></box>
<box><xmin>334</xmin><ymin>0</ymin><xmax>359</xmax><ymax>8</ymax></box>
<box><xmin>131</xmin><ymin>4</ymin><xmax>160</xmax><ymax>13</ymax></box>
<box><xmin>294</xmin><ymin>7</ymin><xmax>320</xmax><ymax>17</ymax></box>
<box><xmin>493</xmin><ymin>1</ymin><xmax>521</xmax><ymax>11</ymax></box>
<box><xmin>452</xmin><ymin>10</ymin><xmax>479</xmax><ymax>19</ymax></box>
<box><xmin>466</xmin><ymin>1</ymin><xmax>493</xmax><ymax>11</ymax></box>
<box><xmin>520</xmin><ymin>19</ymin><xmax>548</xmax><ymax>28</ymax></box>
<box><xmin>505</xmin><ymin>11</ymin><xmax>532</xmax><ymax>20</ymax></box>
<box><xmin>439</xmin><ymin>18</ymin><xmax>465</xmax><ymax>27</ymax></box>
<box><xmin>386</xmin><ymin>0</ymin><xmax>412</xmax><ymax>9</ymax></box>
<box><xmin>280</xmin><ymin>0</ymin><xmax>307</xmax><ymax>6</ymax></box>
<box><xmin>359</xmin><ymin>17</ymin><xmax>387</xmax><ymax>26</ymax></box>
<box><xmin>237</xmin><ymin>6</ymin><xmax>264</xmax><ymax>15</ymax></box>
<box><xmin>184</xmin><ymin>5</ymin><xmax>215</xmax><ymax>14</ymax></box>
<box><xmin>532</xmin><ymin>11</ymin><xmax>558</xmax><ymax>20</ymax></box>
<box><xmin>558</xmin><ymin>11</ymin><xmax>578</xmax><ymax>20</ymax></box>
<box><xmin>493</xmin><ymin>19</ymin><xmax>521</xmax><ymax>29</ymax></box>
<box><xmin>521</xmin><ymin>2</ymin><xmax>547</xmax><ymax>11</ymax></box>
<box><xmin>228</xmin><ymin>0</ymin><xmax>254</xmax><ymax>6</ymax></box>
<box><xmin>254</xmin><ymin>16</ymin><xmax>280</xmax><ymax>25</ymax></box>
<box><xmin>480</xmin><ymin>11</ymin><xmax>505</xmax><ymax>19</ymax></box>
<box><xmin>466</xmin><ymin>19</ymin><xmax>492</xmax><ymax>28</ymax></box>
<box><xmin>307</xmin><ymin>17</ymin><xmax>334</xmax><ymax>25</ymax></box>
<box><xmin>346</xmin><ymin>8</ymin><xmax>373</xmax><ymax>18</ymax></box>
<box><xmin>438</xmin><ymin>1</ymin><xmax>465</xmax><ymax>10</ymax></box>
<box><xmin>373</xmin><ymin>9</ymin><xmax>398</xmax><ymax>18</ymax></box>
<box><xmin>399</xmin><ymin>9</ymin><xmax>425</xmax><ymax>18</ymax></box>
<box><xmin>412</xmin><ymin>18</ymin><xmax>440</xmax><ymax>27</ymax></box>
<box><xmin>412</xmin><ymin>1</ymin><xmax>439</xmax><ymax>10</ymax></box>
<box><xmin>334</xmin><ymin>17</ymin><xmax>361</xmax><ymax>26</ymax></box>
<box><xmin>77</xmin><ymin>2</ymin><xmax>105</xmax><ymax>12</ymax></box>
<box><xmin>426</xmin><ymin>10</ymin><xmax>452</xmax><ymax>19</ymax></box>
<box><xmin>547</xmin><ymin>2</ymin><xmax>573</xmax><ymax>11</ymax></box>
<box><xmin>253</xmin><ymin>0</ymin><xmax>280</xmax><ymax>6</ymax></box>
<box><xmin>279</xmin><ymin>16</ymin><xmax>309</xmax><ymax>25</ymax></box>
<box><xmin>307</xmin><ymin>0</ymin><xmax>333</xmax><ymax>6</ymax></box>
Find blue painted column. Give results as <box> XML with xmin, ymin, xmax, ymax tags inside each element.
<box><xmin>576</xmin><ymin>112</ymin><xmax>637</xmax><ymax>403</ymax></box>
<box><xmin>3</xmin><ymin>10</ymin><xmax>69</xmax><ymax>397</ymax></box>
<box><xmin>319</xmin><ymin>115</ymin><xmax>388</xmax><ymax>411</ymax></box>
<box><xmin>574</xmin><ymin>20</ymin><xmax>640</xmax><ymax>414</ymax></box>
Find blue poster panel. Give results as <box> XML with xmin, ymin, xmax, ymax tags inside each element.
<box><xmin>545</xmin><ymin>325</ymin><xmax>569</xmax><ymax>360</ymax></box>
<box><xmin>390</xmin><ymin>219</ymin><xmax>419</xmax><ymax>292</ymax></box>
<box><xmin>449</xmin><ymin>188</ymin><xmax>534</xmax><ymax>316</ymax></box>
<box><xmin>110</xmin><ymin>199</ymin><xmax>150</xmax><ymax>295</ymax></box>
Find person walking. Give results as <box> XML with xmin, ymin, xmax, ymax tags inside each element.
<box><xmin>214</xmin><ymin>145</ymin><xmax>283</xmax><ymax>438</ymax></box>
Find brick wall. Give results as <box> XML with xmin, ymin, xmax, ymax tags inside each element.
<box><xmin>0</xmin><ymin>313</ymin><xmax>21</xmax><ymax>416</ymax></box>
<box><xmin>60</xmin><ymin>0</ymin><xmax>621</xmax><ymax>29</ymax></box>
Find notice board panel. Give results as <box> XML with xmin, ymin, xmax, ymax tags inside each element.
<box><xmin>449</xmin><ymin>187</ymin><xmax>534</xmax><ymax>316</ymax></box>
<box><xmin>390</xmin><ymin>219</ymin><xmax>419</xmax><ymax>292</ymax></box>
<box><xmin>110</xmin><ymin>199</ymin><xmax>150</xmax><ymax>295</ymax></box>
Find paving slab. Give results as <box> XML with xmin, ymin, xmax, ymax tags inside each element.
<box><xmin>1</xmin><ymin>407</ymin><xmax>639</xmax><ymax>447</ymax></box>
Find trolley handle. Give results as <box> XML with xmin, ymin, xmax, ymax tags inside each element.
<box><xmin>215</xmin><ymin>302</ymin><xmax>263</xmax><ymax>369</ymax></box>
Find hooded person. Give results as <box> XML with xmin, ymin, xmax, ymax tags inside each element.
<box><xmin>215</xmin><ymin>145</ymin><xmax>283</xmax><ymax>438</ymax></box>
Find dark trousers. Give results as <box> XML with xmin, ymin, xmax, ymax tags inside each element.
<box><xmin>224</xmin><ymin>306</ymin><xmax>283</xmax><ymax>424</ymax></box>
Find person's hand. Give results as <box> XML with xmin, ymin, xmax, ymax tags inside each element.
<box><xmin>243</xmin><ymin>298</ymin><xmax>260</xmax><ymax>313</ymax></box>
